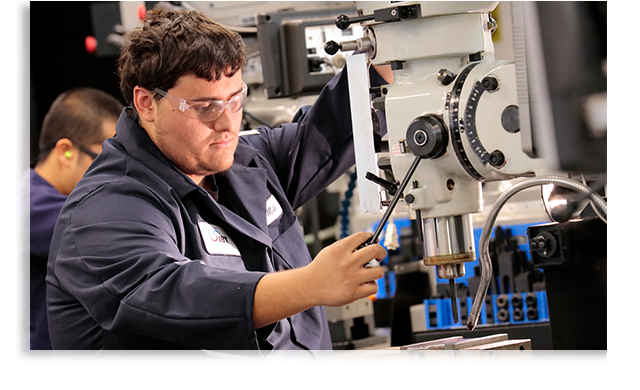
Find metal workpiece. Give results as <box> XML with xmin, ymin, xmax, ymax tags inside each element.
<box><xmin>340</xmin><ymin>333</ymin><xmax>533</xmax><ymax>363</ymax></box>
<box><xmin>407</xmin><ymin>337</ymin><xmax>464</xmax><ymax>363</ymax></box>
<box><xmin>444</xmin><ymin>334</ymin><xmax>508</xmax><ymax>350</ymax></box>
<box><xmin>340</xmin><ymin>336</ymin><xmax>463</xmax><ymax>363</ymax></box>
<box><xmin>408</xmin><ymin>334</ymin><xmax>533</xmax><ymax>363</ymax></box>
<box><xmin>456</xmin><ymin>340</ymin><xmax>533</xmax><ymax>363</ymax></box>
<box><xmin>400</xmin><ymin>336</ymin><xmax>462</xmax><ymax>350</ymax></box>
<box><xmin>407</xmin><ymin>333</ymin><xmax>509</xmax><ymax>363</ymax></box>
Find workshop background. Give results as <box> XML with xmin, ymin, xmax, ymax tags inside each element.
<box><xmin>20</xmin><ymin>1</ymin><xmax>632</xmax><ymax>385</ymax></box>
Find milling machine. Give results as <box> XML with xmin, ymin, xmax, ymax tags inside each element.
<box><xmin>324</xmin><ymin>1</ymin><xmax>607</xmax><ymax>332</ymax></box>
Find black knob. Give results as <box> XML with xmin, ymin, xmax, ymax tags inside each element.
<box><xmin>324</xmin><ymin>40</ymin><xmax>340</xmax><ymax>55</ymax></box>
<box><xmin>335</xmin><ymin>14</ymin><xmax>351</xmax><ymax>30</ymax></box>
<box><xmin>335</xmin><ymin>13</ymin><xmax>375</xmax><ymax>30</ymax></box>
<box><xmin>488</xmin><ymin>150</ymin><xmax>505</xmax><ymax>167</ymax></box>
<box><xmin>482</xmin><ymin>76</ymin><xmax>499</xmax><ymax>91</ymax></box>
<box><xmin>406</xmin><ymin>115</ymin><xmax>448</xmax><ymax>159</ymax></box>
<box><xmin>365</xmin><ymin>171</ymin><xmax>398</xmax><ymax>196</ymax></box>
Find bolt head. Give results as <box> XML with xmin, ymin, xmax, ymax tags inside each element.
<box><xmin>437</xmin><ymin>69</ymin><xmax>456</xmax><ymax>85</ymax></box>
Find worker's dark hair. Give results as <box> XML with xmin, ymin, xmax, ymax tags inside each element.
<box><xmin>117</xmin><ymin>8</ymin><xmax>246</xmax><ymax>107</ymax></box>
<box><xmin>36</xmin><ymin>87</ymin><xmax>123</xmax><ymax>164</ymax></box>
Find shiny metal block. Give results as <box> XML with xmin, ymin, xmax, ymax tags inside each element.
<box><xmin>456</xmin><ymin>340</ymin><xmax>533</xmax><ymax>363</ymax></box>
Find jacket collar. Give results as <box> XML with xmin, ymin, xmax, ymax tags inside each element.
<box><xmin>113</xmin><ymin>108</ymin><xmax>198</xmax><ymax>198</ymax></box>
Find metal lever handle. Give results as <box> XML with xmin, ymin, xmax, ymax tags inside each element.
<box><xmin>335</xmin><ymin>14</ymin><xmax>375</xmax><ymax>30</ymax></box>
<box><xmin>365</xmin><ymin>172</ymin><xmax>398</xmax><ymax>196</ymax></box>
<box><xmin>359</xmin><ymin>155</ymin><xmax>423</xmax><ymax>251</ymax></box>
<box><xmin>324</xmin><ymin>38</ymin><xmax>373</xmax><ymax>55</ymax></box>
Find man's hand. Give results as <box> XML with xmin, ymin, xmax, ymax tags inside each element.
<box><xmin>252</xmin><ymin>231</ymin><xmax>387</xmax><ymax>329</ymax></box>
<box><xmin>304</xmin><ymin>231</ymin><xmax>386</xmax><ymax>307</ymax></box>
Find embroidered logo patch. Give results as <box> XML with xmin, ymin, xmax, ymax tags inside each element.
<box><xmin>266</xmin><ymin>194</ymin><xmax>283</xmax><ymax>225</ymax></box>
<box><xmin>198</xmin><ymin>222</ymin><xmax>241</xmax><ymax>256</ymax></box>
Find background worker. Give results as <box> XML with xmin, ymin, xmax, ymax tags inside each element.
<box><xmin>27</xmin><ymin>87</ymin><xmax>122</xmax><ymax>349</ymax></box>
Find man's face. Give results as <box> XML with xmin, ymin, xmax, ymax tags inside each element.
<box><xmin>149</xmin><ymin>71</ymin><xmax>244</xmax><ymax>184</ymax></box>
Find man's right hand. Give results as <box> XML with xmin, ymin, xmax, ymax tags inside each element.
<box><xmin>252</xmin><ymin>231</ymin><xmax>387</xmax><ymax>329</ymax></box>
<box><xmin>304</xmin><ymin>231</ymin><xmax>387</xmax><ymax>307</ymax></box>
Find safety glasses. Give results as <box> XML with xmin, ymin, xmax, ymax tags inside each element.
<box><xmin>154</xmin><ymin>82</ymin><xmax>247</xmax><ymax>122</ymax></box>
<box><xmin>77</xmin><ymin>144</ymin><xmax>99</xmax><ymax>160</ymax></box>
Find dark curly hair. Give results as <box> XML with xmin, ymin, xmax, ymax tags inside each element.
<box><xmin>117</xmin><ymin>8</ymin><xmax>246</xmax><ymax>107</ymax></box>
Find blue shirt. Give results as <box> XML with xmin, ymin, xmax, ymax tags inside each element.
<box><xmin>28</xmin><ymin>168</ymin><xmax>67</xmax><ymax>350</ymax></box>
<box><xmin>46</xmin><ymin>69</ymin><xmax>357</xmax><ymax>350</ymax></box>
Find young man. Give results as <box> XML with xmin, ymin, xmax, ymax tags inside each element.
<box><xmin>28</xmin><ymin>87</ymin><xmax>122</xmax><ymax>349</ymax></box>
<box><xmin>46</xmin><ymin>8</ymin><xmax>386</xmax><ymax>350</ymax></box>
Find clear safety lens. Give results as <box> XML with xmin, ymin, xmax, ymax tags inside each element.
<box><xmin>154</xmin><ymin>82</ymin><xmax>247</xmax><ymax>122</ymax></box>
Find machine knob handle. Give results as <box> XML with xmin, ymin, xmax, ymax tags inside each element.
<box><xmin>406</xmin><ymin>115</ymin><xmax>449</xmax><ymax>159</ymax></box>
<box><xmin>482</xmin><ymin>76</ymin><xmax>499</xmax><ymax>91</ymax></box>
<box><xmin>335</xmin><ymin>13</ymin><xmax>375</xmax><ymax>30</ymax></box>
<box><xmin>324</xmin><ymin>38</ymin><xmax>372</xmax><ymax>55</ymax></box>
<box><xmin>324</xmin><ymin>41</ymin><xmax>341</xmax><ymax>55</ymax></box>
<box><xmin>365</xmin><ymin>172</ymin><xmax>399</xmax><ymax>196</ymax></box>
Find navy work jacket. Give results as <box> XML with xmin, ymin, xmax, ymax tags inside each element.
<box><xmin>13</xmin><ymin>168</ymin><xmax>67</xmax><ymax>363</ymax></box>
<box><xmin>46</xmin><ymin>70</ymin><xmax>356</xmax><ymax>350</ymax></box>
